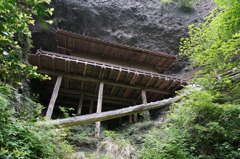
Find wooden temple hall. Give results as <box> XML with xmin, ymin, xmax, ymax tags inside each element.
<box><xmin>29</xmin><ymin>29</ymin><xmax>187</xmax><ymax>135</ymax></box>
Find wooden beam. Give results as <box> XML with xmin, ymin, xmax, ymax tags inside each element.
<box><xmin>89</xmin><ymin>100</ymin><xmax>94</xmax><ymax>114</ymax></box>
<box><xmin>83</xmin><ymin>63</ymin><xmax>87</xmax><ymax>76</ymax></box>
<box><xmin>98</xmin><ymin>67</ymin><xmax>103</xmax><ymax>79</ymax></box>
<box><xmin>55</xmin><ymin>99</ymin><xmax>126</xmax><ymax>111</ymax></box>
<box><xmin>95</xmin><ymin>83</ymin><xmax>99</xmax><ymax>93</ymax></box>
<box><xmin>30</xmin><ymin>51</ymin><xmax>188</xmax><ymax>84</ymax></box>
<box><xmin>106</xmin><ymin>67</ymin><xmax>119</xmax><ymax>98</ymax></box>
<box><xmin>141</xmin><ymin>89</ymin><xmax>147</xmax><ymax>104</ymax></box>
<box><xmin>151</xmin><ymin>93</ymin><xmax>160</xmax><ymax>101</ymax></box>
<box><xmin>130</xmin><ymin>73</ymin><xmax>137</xmax><ymax>84</ymax></box>
<box><xmin>92</xmin><ymin>64</ymin><xmax>97</xmax><ymax>77</ymax></box>
<box><xmin>108</xmin><ymin>67</ymin><xmax>114</xmax><ymax>79</ymax></box>
<box><xmin>45</xmin><ymin>87</ymin><xmax>139</xmax><ymax>103</ymax></box>
<box><xmin>134</xmin><ymin>114</ymin><xmax>138</xmax><ymax>122</ymax></box>
<box><xmin>123</xmin><ymin>73</ymin><xmax>134</xmax><ymax>98</ymax></box>
<box><xmin>95</xmin><ymin>82</ymin><xmax>104</xmax><ymax>137</ymax></box>
<box><xmin>123</xmin><ymin>70</ymin><xmax>131</xmax><ymax>82</ymax></box>
<box><xmin>152</xmin><ymin>78</ymin><xmax>160</xmax><ymax>87</ymax></box>
<box><xmin>146</xmin><ymin>75</ymin><xmax>153</xmax><ymax>87</ymax></box>
<box><xmin>48</xmin><ymin>96</ymin><xmax>178</xmax><ymax>127</ymax></box>
<box><xmin>38</xmin><ymin>69</ymin><xmax>173</xmax><ymax>95</ymax></box>
<box><xmin>133</xmin><ymin>101</ymin><xmax>138</xmax><ymax>122</ymax></box>
<box><xmin>173</xmin><ymin>81</ymin><xmax>181</xmax><ymax>91</ymax></box>
<box><xmin>57</xmin><ymin>46</ymin><xmax>72</xmax><ymax>52</ymax></box>
<box><xmin>77</xmin><ymin>94</ymin><xmax>84</xmax><ymax>114</ymax></box>
<box><xmin>81</xmin><ymin>81</ymin><xmax>84</xmax><ymax>91</ymax></box>
<box><xmin>81</xmin><ymin>63</ymin><xmax>87</xmax><ymax>91</ymax></box>
<box><xmin>116</xmin><ymin>69</ymin><xmax>122</xmax><ymax>82</ymax></box>
<box><xmin>100</xmin><ymin>68</ymin><xmax>106</xmax><ymax>79</ymax></box>
<box><xmin>37</xmin><ymin>55</ymin><xmax>42</xmax><ymax>68</ymax></box>
<box><xmin>46</xmin><ymin>75</ymin><xmax>63</xmax><ymax>120</ymax></box>
<box><xmin>129</xmin><ymin>115</ymin><xmax>133</xmax><ymax>123</ymax></box>
<box><xmin>159</xmin><ymin>80</ymin><xmax>169</xmax><ymax>89</ymax></box>
<box><xmin>141</xmin><ymin>89</ymin><xmax>150</xmax><ymax>120</ymax></box>
<box><xmin>72</xmin><ymin>39</ymin><xmax>75</xmax><ymax>50</ymax></box>
<box><xmin>167</xmin><ymin>80</ymin><xmax>175</xmax><ymax>91</ymax></box>
<box><xmin>110</xmin><ymin>85</ymin><xmax>116</xmax><ymax>95</ymax></box>
<box><xmin>57</xmin><ymin>30</ymin><xmax>176</xmax><ymax>60</ymax></box>
<box><xmin>64</xmin><ymin>36</ymin><xmax>67</xmax><ymax>49</ymax></box>
<box><xmin>74</xmin><ymin>62</ymin><xmax>78</xmax><ymax>74</ymax></box>
<box><xmin>64</xmin><ymin>60</ymin><xmax>70</xmax><ymax>89</ymax></box>
<box><xmin>65</xmin><ymin>59</ymin><xmax>70</xmax><ymax>73</ymax></box>
<box><xmin>52</xmin><ymin>56</ymin><xmax>55</xmax><ymax>71</ymax></box>
<box><xmin>123</xmin><ymin>88</ymin><xmax>130</xmax><ymax>98</ymax></box>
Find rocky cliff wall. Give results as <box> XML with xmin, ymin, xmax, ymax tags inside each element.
<box><xmin>31</xmin><ymin>0</ymin><xmax>214</xmax><ymax>75</ymax></box>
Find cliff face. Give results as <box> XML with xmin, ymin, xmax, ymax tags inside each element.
<box><xmin>31</xmin><ymin>0</ymin><xmax>214</xmax><ymax>75</ymax></box>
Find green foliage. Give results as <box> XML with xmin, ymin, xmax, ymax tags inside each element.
<box><xmin>0</xmin><ymin>83</ymin><xmax>74</xmax><ymax>158</ymax></box>
<box><xmin>0</xmin><ymin>0</ymin><xmax>76</xmax><ymax>158</ymax></box>
<box><xmin>59</xmin><ymin>106</ymin><xmax>75</xmax><ymax>118</ymax></box>
<box><xmin>139</xmin><ymin>1</ymin><xmax>240</xmax><ymax>158</ymax></box>
<box><xmin>0</xmin><ymin>0</ymin><xmax>52</xmax><ymax>84</ymax></box>
<box><xmin>0</xmin><ymin>81</ymin><xmax>43</xmax><ymax>122</ymax></box>
<box><xmin>180</xmin><ymin>0</ymin><xmax>240</xmax><ymax>79</ymax></box>
<box><xmin>139</xmin><ymin>87</ymin><xmax>240</xmax><ymax>159</ymax></box>
<box><xmin>0</xmin><ymin>2</ymin><xmax>72</xmax><ymax>156</ymax></box>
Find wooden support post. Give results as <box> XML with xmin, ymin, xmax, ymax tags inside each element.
<box><xmin>46</xmin><ymin>75</ymin><xmax>63</xmax><ymax>120</ymax></box>
<box><xmin>81</xmin><ymin>81</ymin><xmax>84</xmax><ymax>91</ymax></box>
<box><xmin>83</xmin><ymin>63</ymin><xmax>87</xmax><ymax>76</ymax></box>
<box><xmin>52</xmin><ymin>57</ymin><xmax>55</xmax><ymax>71</ymax></box>
<box><xmin>98</xmin><ymin>68</ymin><xmax>103</xmax><ymax>79</ymax></box>
<box><xmin>146</xmin><ymin>76</ymin><xmax>153</xmax><ymax>87</ymax></box>
<box><xmin>133</xmin><ymin>101</ymin><xmax>138</xmax><ymax>122</ymax></box>
<box><xmin>129</xmin><ymin>115</ymin><xmax>133</xmax><ymax>123</ymax></box>
<box><xmin>134</xmin><ymin>114</ymin><xmax>138</xmax><ymax>122</ymax></box>
<box><xmin>37</xmin><ymin>55</ymin><xmax>42</xmax><ymax>68</ymax></box>
<box><xmin>141</xmin><ymin>89</ymin><xmax>147</xmax><ymax>104</ymax></box>
<box><xmin>77</xmin><ymin>94</ymin><xmax>84</xmax><ymax>114</ymax></box>
<box><xmin>95</xmin><ymin>82</ymin><xmax>104</xmax><ymax>137</ymax></box>
<box><xmin>141</xmin><ymin>89</ymin><xmax>150</xmax><ymax>121</ymax></box>
<box><xmin>89</xmin><ymin>100</ymin><xmax>94</xmax><ymax>114</ymax></box>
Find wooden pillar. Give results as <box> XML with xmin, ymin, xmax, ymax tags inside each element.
<box><xmin>141</xmin><ymin>89</ymin><xmax>150</xmax><ymax>120</ymax></box>
<box><xmin>134</xmin><ymin>114</ymin><xmax>138</xmax><ymax>122</ymax></box>
<box><xmin>95</xmin><ymin>82</ymin><xmax>104</xmax><ymax>137</ymax></box>
<box><xmin>133</xmin><ymin>101</ymin><xmax>138</xmax><ymax>122</ymax></box>
<box><xmin>129</xmin><ymin>115</ymin><xmax>133</xmax><ymax>123</ymax></box>
<box><xmin>141</xmin><ymin>89</ymin><xmax>147</xmax><ymax>104</ymax></box>
<box><xmin>89</xmin><ymin>100</ymin><xmax>94</xmax><ymax>114</ymax></box>
<box><xmin>46</xmin><ymin>75</ymin><xmax>63</xmax><ymax>120</ymax></box>
<box><xmin>77</xmin><ymin>94</ymin><xmax>84</xmax><ymax>114</ymax></box>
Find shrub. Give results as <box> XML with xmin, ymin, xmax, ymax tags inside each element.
<box><xmin>0</xmin><ymin>83</ymin><xmax>74</xmax><ymax>158</ymax></box>
<box><xmin>139</xmin><ymin>87</ymin><xmax>240</xmax><ymax>159</ymax></box>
